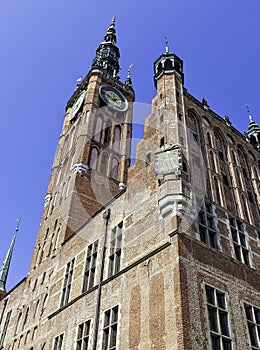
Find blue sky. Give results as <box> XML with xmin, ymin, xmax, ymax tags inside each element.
<box><xmin>0</xmin><ymin>0</ymin><xmax>260</xmax><ymax>291</ymax></box>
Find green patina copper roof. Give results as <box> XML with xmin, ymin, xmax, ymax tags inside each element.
<box><xmin>0</xmin><ymin>235</ymin><xmax>16</xmax><ymax>292</ymax></box>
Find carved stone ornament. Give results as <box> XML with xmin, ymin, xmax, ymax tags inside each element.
<box><xmin>71</xmin><ymin>163</ymin><xmax>89</xmax><ymax>176</ymax></box>
<box><xmin>44</xmin><ymin>194</ymin><xmax>52</xmax><ymax>207</ymax></box>
<box><xmin>154</xmin><ymin>144</ymin><xmax>182</xmax><ymax>181</ymax></box>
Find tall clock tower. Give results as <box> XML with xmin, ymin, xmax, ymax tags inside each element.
<box><xmin>30</xmin><ymin>18</ymin><xmax>134</xmax><ymax>272</ymax></box>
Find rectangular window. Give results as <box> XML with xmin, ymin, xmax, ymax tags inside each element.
<box><xmin>0</xmin><ymin>310</ymin><xmax>12</xmax><ymax>347</ymax></box>
<box><xmin>244</xmin><ymin>304</ymin><xmax>260</xmax><ymax>349</ymax></box>
<box><xmin>82</xmin><ymin>240</ymin><xmax>99</xmax><ymax>292</ymax></box>
<box><xmin>197</xmin><ymin>203</ymin><xmax>218</xmax><ymax>249</ymax></box>
<box><xmin>60</xmin><ymin>258</ymin><xmax>75</xmax><ymax>307</ymax></box>
<box><xmin>76</xmin><ymin>320</ymin><xmax>91</xmax><ymax>350</ymax></box>
<box><xmin>205</xmin><ymin>285</ymin><xmax>232</xmax><ymax>349</ymax></box>
<box><xmin>102</xmin><ymin>306</ymin><xmax>119</xmax><ymax>350</ymax></box>
<box><xmin>53</xmin><ymin>334</ymin><xmax>64</xmax><ymax>350</ymax></box>
<box><xmin>108</xmin><ymin>223</ymin><xmax>123</xmax><ymax>277</ymax></box>
<box><xmin>229</xmin><ymin>217</ymin><xmax>250</xmax><ymax>266</ymax></box>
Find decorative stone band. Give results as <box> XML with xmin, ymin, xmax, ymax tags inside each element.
<box><xmin>71</xmin><ymin>163</ymin><xmax>89</xmax><ymax>176</ymax></box>
<box><xmin>44</xmin><ymin>194</ymin><xmax>52</xmax><ymax>207</ymax></box>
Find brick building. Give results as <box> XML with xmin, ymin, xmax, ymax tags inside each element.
<box><xmin>0</xmin><ymin>18</ymin><xmax>260</xmax><ymax>350</ymax></box>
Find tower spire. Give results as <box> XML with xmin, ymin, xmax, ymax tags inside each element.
<box><xmin>91</xmin><ymin>17</ymin><xmax>120</xmax><ymax>78</ymax></box>
<box><xmin>0</xmin><ymin>219</ymin><xmax>21</xmax><ymax>298</ymax></box>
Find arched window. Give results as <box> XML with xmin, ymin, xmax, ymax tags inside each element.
<box><xmin>207</xmin><ymin>132</ymin><xmax>212</xmax><ymax>148</ymax></box>
<box><xmin>236</xmin><ymin>169</ymin><xmax>243</xmax><ymax>189</ymax></box>
<box><xmin>85</xmin><ymin>110</ymin><xmax>90</xmax><ymax>124</ymax></box>
<box><xmin>100</xmin><ymin>152</ymin><xmax>109</xmax><ymax>176</ymax></box>
<box><xmin>48</xmin><ymin>234</ymin><xmax>55</xmax><ymax>256</ymax></box>
<box><xmin>157</xmin><ymin>62</ymin><xmax>163</xmax><ymax>74</ymax></box>
<box><xmin>21</xmin><ymin>308</ymin><xmax>29</xmax><ymax>331</ymax></box>
<box><xmin>34</xmin><ymin>300</ymin><xmax>40</xmax><ymax>319</ymax></box>
<box><xmin>41</xmin><ymin>294</ymin><xmax>48</xmax><ymax>316</ymax></box>
<box><xmin>89</xmin><ymin>147</ymin><xmax>99</xmax><ymax>170</ymax></box>
<box><xmin>231</xmin><ymin>149</ymin><xmax>237</xmax><ymax>165</ymax></box>
<box><xmin>15</xmin><ymin>312</ymin><xmax>22</xmax><ymax>335</ymax></box>
<box><xmin>242</xmin><ymin>194</ymin><xmax>250</xmax><ymax>223</ymax></box>
<box><xmin>214</xmin><ymin>177</ymin><xmax>222</xmax><ymax>206</ymax></box>
<box><xmin>209</xmin><ymin>150</ymin><xmax>216</xmax><ymax>172</ymax></box>
<box><xmin>164</xmin><ymin>59</ymin><xmax>173</xmax><ymax>70</ymax></box>
<box><xmin>113</xmin><ymin>126</ymin><xmax>121</xmax><ymax>152</ymax></box>
<box><xmin>94</xmin><ymin>116</ymin><xmax>103</xmax><ymax>142</ymax></box>
<box><xmin>111</xmin><ymin>158</ymin><xmax>119</xmax><ymax>179</ymax></box>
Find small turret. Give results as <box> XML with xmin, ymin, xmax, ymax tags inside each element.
<box><xmin>153</xmin><ymin>38</ymin><xmax>184</xmax><ymax>88</ymax></box>
<box><xmin>245</xmin><ymin>106</ymin><xmax>260</xmax><ymax>150</ymax></box>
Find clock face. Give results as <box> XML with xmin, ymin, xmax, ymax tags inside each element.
<box><xmin>69</xmin><ymin>91</ymin><xmax>86</xmax><ymax>121</ymax></box>
<box><xmin>99</xmin><ymin>85</ymin><xmax>128</xmax><ymax>112</ymax></box>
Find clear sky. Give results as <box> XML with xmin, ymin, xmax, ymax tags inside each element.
<box><xmin>0</xmin><ymin>0</ymin><xmax>260</xmax><ymax>291</ymax></box>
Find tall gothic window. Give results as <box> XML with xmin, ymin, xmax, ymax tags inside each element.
<box><xmin>229</xmin><ymin>217</ymin><xmax>250</xmax><ymax>266</ymax></box>
<box><xmin>244</xmin><ymin>303</ymin><xmax>260</xmax><ymax>349</ymax></box>
<box><xmin>82</xmin><ymin>240</ymin><xmax>99</xmax><ymax>293</ymax></box>
<box><xmin>89</xmin><ymin>147</ymin><xmax>99</xmax><ymax>170</ymax></box>
<box><xmin>100</xmin><ymin>152</ymin><xmax>109</xmax><ymax>176</ymax></box>
<box><xmin>205</xmin><ymin>285</ymin><xmax>232</xmax><ymax>349</ymax></box>
<box><xmin>102</xmin><ymin>306</ymin><xmax>119</xmax><ymax>350</ymax></box>
<box><xmin>108</xmin><ymin>222</ymin><xmax>123</xmax><ymax>277</ymax></box>
<box><xmin>60</xmin><ymin>259</ymin><xmax>75</xmax><ymax>307</ymax></box>
<box><xmin>113</xmin><ymin>126</ymin><xmax>121</xmax><ymax>152</ymax></box>
<box><xmin>110</xmin><ymin>158</ymin><xmax>119</xmax><ymax>180</ymax></box>
<box><xmin>94</xmin><ymin>116</ymin><xmax>103</xmax><ymax>142</ymax></box>
<box><xmin>197</xmin><ymin>203</ymin><xmax>219</xmax><ymax>249</ymax></box>
<box><xmin>0</xmin><ymin>310</ymin><xmax>12</xmax><ymax>347</ymax></box>
<box><xmin>214</xmin><ymin>177</ymin><xmax>222</xmax><ymax>206</ymax></box>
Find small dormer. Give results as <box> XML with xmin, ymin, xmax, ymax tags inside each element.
<box><xmin>246</xmin><ymin>116</ymin><xmax>260</xmax><ymax>150</ymax></box>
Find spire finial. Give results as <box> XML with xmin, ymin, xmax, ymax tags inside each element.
<box><xmin>15</xmin><ymin>218</ymin><xmax>21</xmax><ymax>233</ymax></box>
<box><xmin>127</xmin><ymin>63</ymin><xmax>133</xmax><ymax>77</ymax></box>
<box><xmin>246</xmin><ymin>104</ymin><xmax>253</xmax><ymax>123</ymax></box>
<box><xmin>125</xmin><ymin>63</ymin><xmax>133</xmax><ymax>86</ymax></box>
<box><xmin>0</xmin><ymin>219</ymin><xmax>21</xmax><ymax>295</ymax></box>
<box><xmin>165</xmin><ymin>35</ymin><xmax>169</xmax><ymax>53</ymax></box>
<box><xmin>91</xmin><ymin>19</ymin><xmax>120</xmax><ymax>77</ymax></box>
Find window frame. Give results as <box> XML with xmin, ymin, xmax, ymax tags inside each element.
<box><xmin>76</xmin><ymin>319</ymin><xmax>91</xmax><ymax>350</ymax></box>
<box><xmin>229</xmin><ymin>216</ymin><xmax>251</xmax><ymax>267</ymax></box>
<box><xmin>52</xmin><ymin>333</ymin><xmax>64</xmax><ymax>350</ymax></box>
<box><xmin>108</xmin><ymin>222</ymin><xmax>123</xmax><ymax>278</ymax></box>
<box><xmin>244</xmin><ymin>303</ymin><xmax>260</xmax><ymax>349</ymax></box>
<box><xmin>101</xmin><ymin>305</ymin><xmax>119</xmax><ymax>350</ymax></box>
<box><xmin>204</xmin><ymin>284</ymin><xmax>232</xmax><ymax>350</ymax></box>
<box><xmin>197</xmin><ymin>203</ymin><xmax>219</xmax><ymax>250</ymax></box>
<box><xmin>82</xmin><ymin>240</ymin><xmax>99</xmax><ymax>293</ymax></box>
<box><xmin>60</xmin><ymin>258</ymin><xmax>75</xmax><ymax>308</ymax></box>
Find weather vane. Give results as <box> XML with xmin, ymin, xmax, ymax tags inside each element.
<box><xmin>165</xmin><ymin>35</ymin><xmax>169</xmax><ymax>53</ymax></box>
<box><xmin>128</xmin><ymin>63</ymin><xmax>133</xmax><ymax>76</ymax></box>
<box><xmin>246</xmin><ymin>104</ymin><xmax>253</xmax><ymax>123</ymax></box>
<box><xmin>15</xmin><ymin>218</ymin><xmax>21</xmax><ymax>233</ymax></box>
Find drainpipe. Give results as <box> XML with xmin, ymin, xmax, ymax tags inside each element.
<box><xmin>92</xmin><ymin>208</ymin><xmax>111</xmax><ymax>350</ymax></box>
